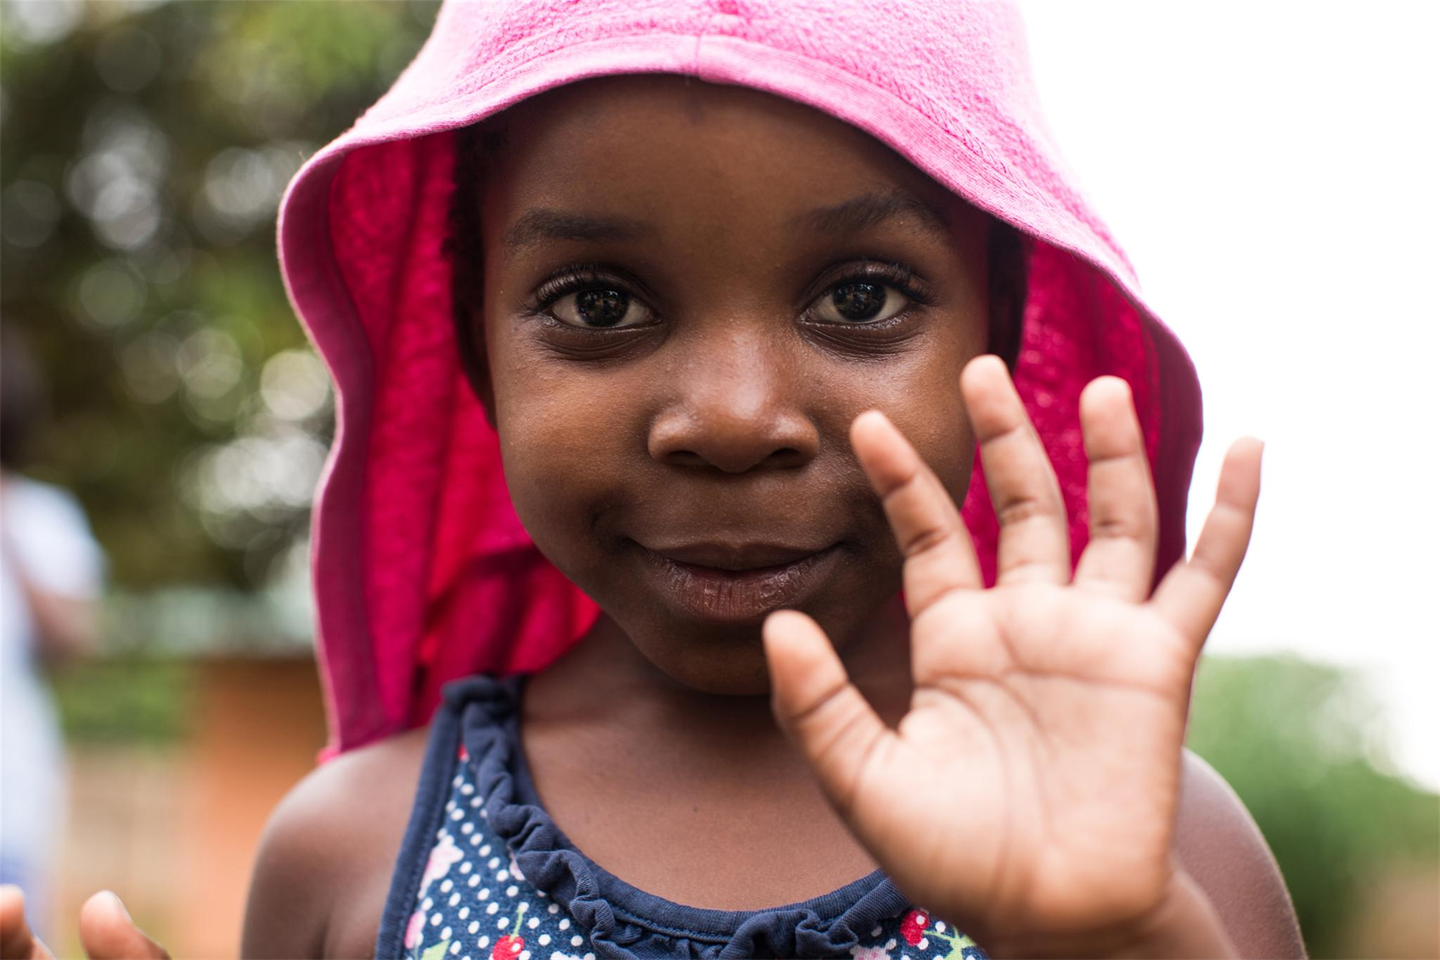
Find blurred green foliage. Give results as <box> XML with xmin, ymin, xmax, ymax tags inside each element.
<box><xmin>1188</xmin><ymin>654</ymin><xmax>1439</xmax><ymax>958</ymax></box>
<box><xmin>50</xmin><ymin>654</ymin><xmax>193</xmax><ymax>745</ymax></box>
<box><xmin>1</xmin><ymin>0</ymin><xmax>437</xmax><ymax>597</ymax></box>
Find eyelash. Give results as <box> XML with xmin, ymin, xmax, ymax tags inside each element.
<box><xmin>529</xmin><ymin>264</ymin><xmax>635</xmax><ymax>322</ymax></box>
<box><xmin>526</xmin><ymin>260</ymin><xmax>935</xmax><ymax>332</ymax></box>
<box><xmin>812</xmin><ymin>260</ymin><xmax>936</xmax><ymax>328</ymax></box>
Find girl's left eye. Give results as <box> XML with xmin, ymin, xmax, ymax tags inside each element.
<box><xmin>810</xmin><ymin>281</ymin><xmax>910</xmax><ymax>324</ymax></box>
<box><xmin>549</xmin><ymin>287</ymin><xmax>654</xmax><ymax>328</ymax></box>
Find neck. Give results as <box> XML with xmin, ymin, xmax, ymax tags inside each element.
<box><xmin>517</xmin><ymin>596</ymin><xmax>906</xmax><ymax>899</ymax></box>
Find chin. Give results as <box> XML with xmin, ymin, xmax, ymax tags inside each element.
<box><xmin>628</xmin><ymin>620</ymin><xmax>778</xmax><ymax>697</ymax></box>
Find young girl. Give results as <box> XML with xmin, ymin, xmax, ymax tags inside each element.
<box><xmin>0</xmin><ymin>0</ymin><xmax>1307</xmax><ymax>957</ymax></box>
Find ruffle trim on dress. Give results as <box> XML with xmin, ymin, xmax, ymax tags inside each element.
<box><xmin>444</xmin><ymin>674</ymin><xmax>912</xmax><ymax>959</ymax></box>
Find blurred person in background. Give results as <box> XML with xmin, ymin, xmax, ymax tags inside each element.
<box><xmin>0</xmin><ymin>322</ymin><xmax>106</xmax><ymax>944</ymax></box>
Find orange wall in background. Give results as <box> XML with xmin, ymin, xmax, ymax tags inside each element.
<box><xmin>57</xmin><ymin>657</ymin><xmax>327</xmax><ymax>959</ymax></box>
<box><xmin>180</xmin><ymin>657</ymin><xmax>328</xmax><ymax>957</ymax></box>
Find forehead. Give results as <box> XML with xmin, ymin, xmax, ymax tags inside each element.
<box><xmin>478</xmin><ymin>74</ymin><xmax>982</xmax><ymax>247</ymax></box>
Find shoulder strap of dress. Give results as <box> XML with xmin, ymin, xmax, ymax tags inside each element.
<box><xmin>373</xmin><ymin>693</ymin><xmax>463</xmax><ymax>958</ymax></box>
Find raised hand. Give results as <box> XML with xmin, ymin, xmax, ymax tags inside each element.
<box><xmin>0</xmin><ymin>886</ymin><xmax>170</xmax><ymax>960</ymax></box>
<box><xmin>762</xmin><ymin>355</ymin><xmax>1260</xmax><ymax>958</ymax></box>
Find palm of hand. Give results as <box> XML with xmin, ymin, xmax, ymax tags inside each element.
<box><xmin>881</xmin><ymin>587</ymin><xmax>1192</xmax><ymax>933</ymax></box>
<box><xmin>763</xmin><ymin>356</ymin><xmax>1262</xmax><ymax>950</ymax></box>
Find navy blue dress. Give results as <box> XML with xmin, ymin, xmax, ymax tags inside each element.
<box><xmin>374</xmin><ymin>675</ymin><xmax>987</xmax><ymax>960</ymax></box>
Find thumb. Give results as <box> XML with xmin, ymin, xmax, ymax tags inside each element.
<box><xmin>78</xmin><ymin>893</ymin><xmax>169</xmax><ymax>960</ymax></box>
<box><xmin>762</xmin><ymin>609</ymin><xmax>892</xmax><ymax>821</ymax></box>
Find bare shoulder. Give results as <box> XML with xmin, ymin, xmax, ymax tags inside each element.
<box><xmin>1174</xmin><ymin>749</ymin><xmax>1307</xmax><ymax>959</ymax></box>
<box><xmin>242</xmin><ymin>725</ymin><xmax>433</xmax><ymax>959</ymax></box>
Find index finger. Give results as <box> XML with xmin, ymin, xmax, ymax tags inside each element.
<box><xmin>851</xmin><ymin>409</ymin><xmax>982</xmax><ymax>617</ymax></box>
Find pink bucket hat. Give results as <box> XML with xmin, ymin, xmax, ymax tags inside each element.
<box><xmin>277</xmin><ymin>0</ymin><xmax>1203</xmax><ymax>762</ymax></box>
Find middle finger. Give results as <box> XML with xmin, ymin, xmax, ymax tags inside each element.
<box><xmin>961</xmin><ymin>354</ymin><xmax>1071</xmax><ymax>586</ymax></box>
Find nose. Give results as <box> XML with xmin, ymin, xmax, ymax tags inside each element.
<box><xmin>647</xmin><ymin>329</ymin><xmax>820</xmax><ymax>474</ymax></box>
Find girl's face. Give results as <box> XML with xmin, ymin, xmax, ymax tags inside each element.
<box><xmin>466</xmin><ymin>75</ymin><xmax>990</xmax><ymax>695</ymax></box>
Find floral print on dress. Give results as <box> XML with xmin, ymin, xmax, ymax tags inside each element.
<box><xmin>400</xmin><ymin>730</ymin><xmax>987</xmax><ymax>960</ymax></box>
<box><xmin>490</xmin><ymin>904</ymin><xmax>529</xmax><ymax>959</ymax></box>
<box><xmin>402</xmin><ymin>756</ymin><xmax>586</xmax><ymax>960</ymax></box>
<box><xmin>405</xmin><ymin>909</ymin><xmax>426</xmax><ymax>950</ymax></box>
<box><xmin>851</xmin><ymin>912</ymin><xmax>985</xmax><ymax>960</ymax></box>
<box><xmin>866</xmin><ymin>910</ymin><xmax>983</xmax><ymax>960</ymax></box>
<box><xmin>900</xmin><ymin>909</ymin><xmax>930</xmax><ymax>945</ymax></box>
<box><xmin>421</xmin><ymin>832</ymin><xmax>464</xmax><ymax>895</ymax></box>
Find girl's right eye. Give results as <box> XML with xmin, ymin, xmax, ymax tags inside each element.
<box><xmin>548</xmin><ymin>287</ymin><xmax>655</xmax><ymax>329</ymax></box>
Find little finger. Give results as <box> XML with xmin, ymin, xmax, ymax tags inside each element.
<box><xmin>1150</xmin><ymin>438</ymin><xmax>1263</xmax><ymax>652</ymax></box>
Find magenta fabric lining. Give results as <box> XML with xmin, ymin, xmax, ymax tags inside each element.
<box><xmin>277</xmin><ymin>0</ymin><xmax>1203</xmax><ymax>762</ymax></box>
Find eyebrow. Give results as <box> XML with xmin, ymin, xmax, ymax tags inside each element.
<box><xmin>790</xmin><ymin>189</ymin><xmax>952</xmax><ymax>241</ymax></box>
<box><xmin>501</xmin><ymin>209</ymin><xmax>652</xmax><ymax>253</ymax></box>
<box><xmin>499</xmin><ymin>189</ymin><xmax>952</xmax><ymax>254</ymax></box>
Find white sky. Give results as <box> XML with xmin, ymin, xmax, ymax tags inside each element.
<box><xmin>1017</xmin><ymin>0</ymin><xmax>1440</xmax><ymax>789</ymax></box>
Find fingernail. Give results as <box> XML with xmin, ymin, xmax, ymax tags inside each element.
<box><xmin>102</xmin><ymin>890</ymin><xmax>133</xmax><ymax>922</ymax></box>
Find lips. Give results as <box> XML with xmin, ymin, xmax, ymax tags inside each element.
<box><xmin>644</xmin><ymin>541</ymin><xmax>831</xmax><ymax>571</ymax></box>
<box><xmin>633</xmin><ymin>539</ymin><xmax>843</xmax><ymax>622</ymax></box>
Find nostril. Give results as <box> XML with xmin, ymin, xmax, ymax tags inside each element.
<box><xmin>661</xmin><ymin>446</ymin><xmax>805</xmax><ymax>474</ymax></box>
<box><xmin>648</xmin><ymin>401</ymin><xmax>820</xmax><ymax>472</ymax></box>
<box><xmin>664</xmin><ymin>450</ymin><xmax>708</xmax><ymax>469</ymax></box>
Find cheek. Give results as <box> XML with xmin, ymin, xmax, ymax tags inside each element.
<box><xmin>874</xmin><ymin>336</ymin><xmax>980</xmax><ymax>509</ymax></box>
<box><xmin>893</xmin><ymin>390</ymin><xmax>975</xmax><ymax>506</ymax></box>
<box><xmin>489</xmin><ymin>360</ymin><xmax>637</xmax><ymax>567</ymax></box>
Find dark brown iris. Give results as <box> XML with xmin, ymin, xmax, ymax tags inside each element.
<box><xmin>831</xmin><ymin>282</ymin><xmax>885</xmax><ymax>321</ymax></box>
<box><xmin>576</xmin><ymin>288</ymin><xmax>630</xmax><ymax>327</ymax></box>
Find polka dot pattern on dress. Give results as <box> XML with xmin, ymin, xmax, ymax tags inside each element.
<box><xmin>386</xmin><ymin>681</ymin><xmax>987</xmax><ymax>960</ymax></box>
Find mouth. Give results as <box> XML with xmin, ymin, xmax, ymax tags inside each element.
<box><xmin>633</xmin><ymin>540</ymin><xmax>843</xmax><ymax>623</ymax></box>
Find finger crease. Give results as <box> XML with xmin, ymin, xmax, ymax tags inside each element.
<box><xmin>1086</xmin><ymin>448</ymin><xmax>1147</xmax><ymax>468</ymax></box>
<box><xmin>995</xmin><ymin>497</ymin><xmax>1058</xmax><ymax>527</ymax></box>
<box><xmin>901</xmin><ymin>524</ymin><xmax>955</xmax><ymax>557</ymax></box>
